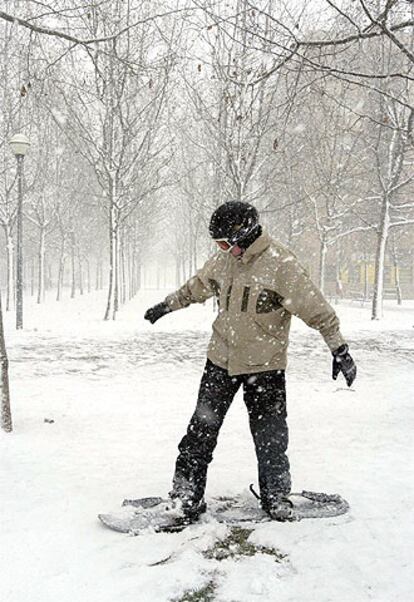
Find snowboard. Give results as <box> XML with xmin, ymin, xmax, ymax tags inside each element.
<box><xmin>98</xmin><ymin>490</ymin><xmax>350</xmax><ymax>535</ymax></box>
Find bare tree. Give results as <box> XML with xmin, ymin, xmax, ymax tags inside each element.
<box><xmin>35</xmin><ymin>1</ymin><xmax>177</xmax><ymax>319</ymax></box>
<box><xmin>180</xmin><ymin>0</ymin><xmax>283</xmax><ymax>209</ymax></box>
<box><xmin>368</xmin><ymin>100</ymin><xmax>414</xmax><ymax>318</ymax></box>
<box><xmin>0</xmin><ymin>10</ymin><xmax>22</xmax><ymax>311</ymax></box>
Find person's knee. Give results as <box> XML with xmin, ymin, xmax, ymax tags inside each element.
<box><xmin>194</xmin><ymin>401</ymin><xmax>223</xmax><ymax>429</ymax></box>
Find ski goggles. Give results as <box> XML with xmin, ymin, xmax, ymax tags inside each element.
<box><xmin>214</xmin><ymin>238</ymin><xmax>233</xmax><ymax>252</ymax></box>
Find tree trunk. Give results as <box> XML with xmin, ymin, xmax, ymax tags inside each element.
<box><xmin>334</xmin><ymin>244</ymin><xmax>343</xmax><ymax>305</ymax></box>
<box><xmin>193</xmin><ymin>234</ymin><xmax>198</xmax><ymax>272</ymax></box>
<box><xmin>30</xmin><ymin>257</ymin><xmax>35</xmax><ymax>297</ymax></box>
<box><xmin>78</xmin><ymin>251</ymin><xmax>84</xmax><ymax>295</ymax></box>
<box><xmin>104</xmin><ymin>210</ymin><xmax>115</xmax><ymax>320</ymax></box>
<box><xmin>363</xmin><ymin>255</ymin><xmax>369</xmax><ymax>301</ymax></box>
<box><xmin>132</xmin><ymin>249</ymin><xmax>140</xmax><ymax>296</ymax></box>
<box><xmin>0</xmin><ymin>290</ymin><xmax>12</xmax><ymax>432</ymax></box>
<box><xmin>104</xmin><ymin>43</ymin><xmax>118</xmax><ymax>320</ymax></box>
<box><xmin>319</xmin><ymin>238</ymin><xmax>327</xmax><ymax>294</ymax></box>
<box><xmin>188</xmin><ymin>217</ymin><xmax>194</xmax><ymax>275</ymax></box>
<box><xmin>137</xmin><ymin>258</ymin><xmax>141</xmax><ymax>291</ymax></box>
<box><xmin>70</xmin><ymin>231</ymin><xmax>76</xmax><ymax>299</ymax></box>
<box><xmin>120</xmin><ymin>233</ymin><xmax>126</xmax><ymax>305</ymax></box>
<box><xmin>394</xmin><ymin>264</ymin><xmax>402</xmax><ymax>305</ymax></box>
<box><xmin>37</xmin><ymin>228</ymin><xmax>46</xmax><ymax>304</ymax></box>
<box><xmin>56</xmin><ymin>254</ymin><xmax>65</xmax><ymax>302</ymax></box>
<box><xmin>391</xmin><ymin>235</ymin><xmax>402</xmax><ymax>305</ymax></box>
<box><xmin>112</xmin><ymin>224</ymin><xmax>120</xmax><ymax>320</ymax></box>
<box><xmin>47</xmin><ymin>263</ymin><xmax>53</xmax><ymax>292</ymax></box>
<box><xmin>175</xmin><ymin>255</ymin><xmax>181</xmax><ymax>288</ymax></box>
<box><xmin>95</xmin><ymin>259</ymin><xmax>100</xmax><ymax>291</ymax></box>
<box><xmin>371</xmin><ymin>197</ymin><xmax>390</xmax><ymax>320</ymax></box>
<box><xmin>181</xmin><ymin>257</ymin><xmax>186</xmax><ymax>283</ymax></box>
<box><xmin>85</xmin><ymin>258</ymin><xmax>91</xmax><ymax>294</ymax></box>
<box><xmin>127</xmin><ymin>241</ymin><xmax>132</xmax><ymax>300</ymax></box>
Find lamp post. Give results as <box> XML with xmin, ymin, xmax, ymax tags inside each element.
<box><xmin>9</xmin><ymin>134</ymin><xmax>30</xmax><ymax>330</ymax></box>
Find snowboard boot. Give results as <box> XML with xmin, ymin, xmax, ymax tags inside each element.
<box><xmin>181</xmin><ymin>497</ymin><xmax>207</xmax><ymax>523</ymax></box>
<box><xmin>168</xmin><ymin>496</ymin><xmax>206</xmax><ymax>524</ymax></box>
<box><xmin>169</xmin><ymin>482</ymin><xmax>207</xmax><ymax>524</ymax></box>
<box><xmin>262</xmin><ymin>496</ymin><xmax>295</xmax><ymax>522</ymax></box>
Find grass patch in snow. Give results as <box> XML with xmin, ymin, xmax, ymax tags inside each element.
<box><xmin>175</xmin><ymin>528</ymin><xmax>285</xmax><ymax>601</ymax></box>
<box><xmin>174</xmin><ymin>581</ymin><xmax>216</xmax><ymax>602</ymax></box>
<box><xmin>203</xmin><ymin>526</ymin><xmax>285</xmax><ymax>562</ymax></box>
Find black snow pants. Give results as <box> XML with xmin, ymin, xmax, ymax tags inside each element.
<box><xmin>172</xmin><ymin>359</ymin><xmax>291</xmax><ymax>508</ymax></box>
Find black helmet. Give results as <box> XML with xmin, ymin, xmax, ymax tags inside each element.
<box><xmin>209</xmin><ymin>201</ymin><xmax>260</xmax><ymax>249</ymax></box>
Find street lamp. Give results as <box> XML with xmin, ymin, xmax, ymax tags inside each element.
<box><xmin>9</xmin><ymin>133</ymin><xmax>30</xmax><ymax>330</ymax></box>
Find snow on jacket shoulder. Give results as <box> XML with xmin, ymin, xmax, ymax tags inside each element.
<box><xmin>164</xmin><ymin>231</ymin><xmax>346</xmax><ymax>376</ymax></box>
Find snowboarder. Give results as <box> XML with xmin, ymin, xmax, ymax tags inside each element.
<box><xmin>144</xmin><ymin>201</ymin><xmax>356</xmax><ymax>522</ymax></box>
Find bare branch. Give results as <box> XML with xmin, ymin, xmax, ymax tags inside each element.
<box><xmin>0</xmin><ymin>7</ymin><xmax>194</xmax><ymax>46</ymax></box>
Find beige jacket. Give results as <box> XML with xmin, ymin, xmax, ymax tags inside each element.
<box><xmin>165</xmin><ymin>231</ymin><xmax>346</xmax><ymax>376</ymax></box>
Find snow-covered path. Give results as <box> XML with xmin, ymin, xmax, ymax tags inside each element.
<box><xmin>1</xmin><ymin>292</ymin><xmax>413</xmax><ymax>602</ymax></box>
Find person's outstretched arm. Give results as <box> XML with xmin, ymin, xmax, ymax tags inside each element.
<box><xmin>144</xmin><ymin>255</ymin><xmax>219</xmax><ymax>324</ymax></box>
<box><xmin>274</xmin><ymin>252</ymin><xmax>357</xmax><ymax>387</ymax></box>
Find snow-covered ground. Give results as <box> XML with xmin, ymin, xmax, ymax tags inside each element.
<box><xmin>1</xmin><ymin>290</ymin><xmax>413</xmax><ymax>602</ymax></box>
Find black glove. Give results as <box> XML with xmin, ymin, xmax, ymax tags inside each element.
<box><xmin>144</xmin><ymin>301</ymin><xmax>171</xmax><ymax>324</ymax></box>
<box><xmin>332</xmin><ymin>344</ymin><xmax>357</xmax><ymax>387</ymax></box>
